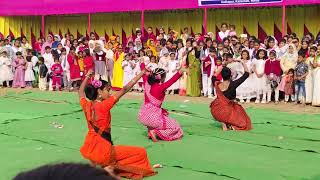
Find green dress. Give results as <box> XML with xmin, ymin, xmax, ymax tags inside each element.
<box><xmin>186</xmin><ymin>53</ymin><xmax>201</xmax><ymax>97</ymax></box>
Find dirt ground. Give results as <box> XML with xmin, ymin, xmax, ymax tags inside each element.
<box><xmin>0</xmin><ymin>88</ymin><xmax>319</xmax><ymax>114</ymax></box>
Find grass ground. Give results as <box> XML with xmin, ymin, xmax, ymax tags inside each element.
<box><xmin>0</xmin><ymin>90</ymin><xmax>320</xmax><ymax>180</ymax></box>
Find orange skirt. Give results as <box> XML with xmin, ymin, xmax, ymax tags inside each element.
<box><xmin>80</xmin><ymin>132</ymin><xmax>156</xmax><ymax>179</ymax></box>
<box><xmin>210</xmin><ymin>93</ymin><xmax>252</xmax><ymax>131</ymax></box>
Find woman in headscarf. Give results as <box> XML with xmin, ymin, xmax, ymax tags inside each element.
<box><xmin>41</xmin><ymin>34</ymin><xmax>53</xmax><ymax>55</ymax></box>
<box><xmin>279</xmin><ymin>44</ymin><xmax>298</xmax><ymax>94</ymax></box>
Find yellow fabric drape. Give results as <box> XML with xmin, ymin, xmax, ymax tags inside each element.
<box><xmin>0</xmin><ymin>6</ymin><xmax>319</xmax><ymax>42</ymax></box>
<box><xmin>45</xmin><ymin>15</ymin><xmax>88</xmax><ymax>37</ymax></box>
<box><xmin>144</xmin><ymin>9</ymin><xmax>203</xmax><ymax>35</ymax></box>
<box><xmin>208</xmin><ymin>7</ymin><xmax>282</xmax><ymax>38</ymax></box>
<box><xmin>0</xmin><ymin>16</ymin><xmax>40</xmax><ymax>41</ymax></box>
<box><xmin>287</xmin><ymin>6</ymin><xmax>320</xmax><ymax>38</ymax></box>
<box><xmin>91</xmin><ymin>12</ymin><xmax>140</xmax><ymax>39</ymax></box>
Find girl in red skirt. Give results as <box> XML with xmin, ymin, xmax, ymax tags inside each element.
<box><xmin>210</xmin><ymin>60</ymin><xmax>252</xmax><ymax>131</ymax></box>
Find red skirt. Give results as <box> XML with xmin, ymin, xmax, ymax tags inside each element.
<box><xmin>210</xmin><ymin>85</ymin><xmax>252</xmax><ymax>131</ymax></box>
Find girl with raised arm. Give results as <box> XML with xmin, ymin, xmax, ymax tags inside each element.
<box><xmin>78</xmin><ymin>69</ymin><xmax>156</xmax><ymax>179</ymax></box>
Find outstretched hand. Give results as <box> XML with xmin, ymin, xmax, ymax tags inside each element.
<box><xmin>86</xmin><ymin>69</ymin><xmax>94</xmax><ymax>77</ymax></box>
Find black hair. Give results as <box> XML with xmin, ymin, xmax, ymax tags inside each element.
<box><xmin>241</xmin><ymin>50</ymin><xmax>250</xmax><ymax>60</ymax></box>
<box><xmin>266</xmin><ymin>37</ymin><xmax>275</xmax><ymax>49</ymax></box>
<box><xmin>221</xmin><ymin>23</ymin><xmax>228</xmax><ymax>28</ymax></box>
<box><xmin>226</xmin><ymin>53</ymin><xmax>233</xmax><ymax>59</ymax></box>
<box><xmin>26</xmin><ymin>56</ymin><xmax>32</xmax><ymax>62</ymax></box>
<box><xmin>38</xmin><ymin>57</ymin><xmax>44</xmax><ymax>63</ymax></box>
<box><xmin>84</xmin><ymin>80</ymin><xmax>110</xmax><ymax>101</ymax></box>
<box><xmin>16</xmin><ymin>51</ymin><xmax>22</xmax><ymax>56</ymax></box>
<box><xmin>221</xmin><ymin>67</ymin><xmax>232</xmax><ymax>81</ymax></box>
<box><xmin>54</xmin><ymin>56</ymin><xmax>59</xmax><ymax>62</ymax></box>
<box><xmin>205</xmin><ymin>38</ymin><xmax>212</xmax><ymax>43</ymax></box>
<box><xmin>269</xmin><ymin>50</ymin><xmax>277</xmax><ymax>57</ymax></box>
<box><xmin>61</xmin><ymin>47</ymin><xmax>67</xmax><ymax>53</ymax></box>
<box><xmin>298</xmin><ymin>51</ymin><xmax>306</xmax><ymax>58</ymax></box>
<box><xmin>310</xmin><ymin>46</ymin><xmax>317</xmax><ymax>52</ymax></box>
<box><xmin>70</xmin><ymin>46</ymin><xmax>76</xmax><ymax>51</ymax></box>
<box><xmin>209</xmin><ymin>47</ymin><xmax>216</xmax><ymax>53</ymax></box>
<box><xmin>90</xmin><ymin>32</ymin><xmax>95</xmax><ymax>36</ymax></box>
<box><xmin>84</xmin><ymin>49</ymin><xmax>90</xmax><ymax>56</ymax></box>
<box><xmin>13</xmin><ymin>163</ymin><xmax>116</xmax><ymax>180</ymax></box>
<box><xmin>280</xmin><ymin>39</ymin><xmax>286</xmax><ymax>44</ymax></box>
<box><xmin>287</xmin><ymin>68</ymin><xmax>294</xmax><ymax>75</ymax></box>
<box><xmin>217</xmin><ymin>56</ymin><xmax>222</xmax><ymax>62</ymax></box>
<box><xmin>148</xmin><ymin>68</ymin><xmax>166</xmax><ymax>85</ymax></box>
<box><xmin>256</xmin><ymin>49</ymin><xmax>267</xmax><ymax>60</ymax></box>
<box><xmin>160</xmin><ymin>39</ymin><xmax>166</xmax><ymax>46</ymax></box>
<box><xmin>45</xmin><ymin>46</ymin><xmax>51</xmax><ymax>50</ymax></box>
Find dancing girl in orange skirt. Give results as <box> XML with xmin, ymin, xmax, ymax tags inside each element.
<box><xmin>78</xmin><ymin>69</ymin><xmax>156</xmax><ymax>179</ymax></box>
<box><xmin>210</xmin><ymin>60</ymin><xmax>252</xmax><ymax>131</ymax></box>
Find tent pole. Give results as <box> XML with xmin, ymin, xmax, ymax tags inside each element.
<box><xmin>88</xmin><ymin>13</ymin><xmax>91</xmax><ymax>33</ymax></box>
<box><xmin>41</xmin><ymin>15</ymin><xmax>45</xmax><ymax>36</ymax></box>
<box><xmin>203</xmin><ymin>8</ymin><xmax>208</xmax><ymax>34</ymax></box>
<box><xmin>282</xmin><ymin>2</ymin><xmax>286</xmax><ymax>36</ymax></box>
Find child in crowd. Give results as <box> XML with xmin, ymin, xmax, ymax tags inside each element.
<box><xmin>236</xmin><ymin>50</ymin><xmax>255</xmax><ymax>103</ymax></box>
<box><xmin>83</xmin><ymin>49</ymin><xmax>94</xmax><ymax>83</ymax></box>
<box><xmin>295</xmin><ymin>52</ymin><xmax>309</xmax><ymax>105</ymax></box>
<box><xmin>167</xmin><ymin>52</ymin><xmax>180</xmax><ymax>94</ymax></box>
<box><xmin>305</xmin><ymin>46</ymin><xmax>316</xmax><ymax>104</ymax></box>
<box><xmin>122</xmin><ymin>54</ymin><xmax>135</xmax><ymax>86</ymax></box>
<box><xmin>252</xmin><ymin>49</ymin><xmax>268</xmax><ymax>103</ymax></box>
<box><xmin>0</xmin><ymin>49</ymin><xmax>13</xmax><ymax>87</ymax></box>
<box><xmin>283</xmin><ymin>68</ymin><xmax>295</xmax><ymax>103</ymax></box>
<box><xmin>24</xmin><ymin>56</ymin><xmax>35</xmax><ymax>88</ymax></box>
<box><xmin>213</xmin><ymin>57</ymin><xmax>223</xmax><ymax>83</ymax></box>
<box><xmin>60</xmin><ymin>48</ymin><xmax>70</xmax><ymax>89</ymax></box>
<box><xmin>12</xmin><ymin>52</ymin><xmax>26</xmax><ymax>88</ymax></box>
<box><xmin>265</xmin><ymin>50</ymin><xmax>282</xmax><ymax>103</ymax></box>
<box><xmin>202</xmin><ymin>48</ymin><xmax>216</xmax><ymax>98</ymax></box>
<box><xmin>132</xmin><ymin>53</ymin><xmax>143</xmax><ymax>92</ymax></box>
<box><xmin>312</xmin><ymin>44</ymin><xmax>320</xmax><ymax>106</ymax></box>
<box><xmin>78</xmin><ymin>51</ymin><xmax>84</xmax><ymax>77</ymax></box>
<box><xmin>67</xmin><ymin>46</ymin><xmax>81</xmax><ymax>91</ymax></box>
<box><xmin>38</xmin><ymin>57</ymin><xmax>48</xmax><ymax>91</ymax></box>
<box><xmin>51</xmin><ymin>57</ymin><xmax>63</xmax><ymax>91</ymax></box>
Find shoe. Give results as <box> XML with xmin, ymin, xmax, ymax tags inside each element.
<box><xmin>261</xmin><ymin>100</ymin><xmax>266</xmax><ymax>104</ymax></box>
<box><xmin>246</xmin><ymin>99</ymin><xmax>251</xmax><ymax>103</ymax></box>
<box><xmin>240</xmin><ymin>99</ymin><xmax>245</xmax><ymax>103</ymax></box>
<box><xmin>208</xmin><ymin>95</ymin><xmax>214</xmax><ymax>99</ymax></box>
<box><xmin>255</xmin><ymin>100</ymin><xmax>260</xmax><ymax>104</ymax></box>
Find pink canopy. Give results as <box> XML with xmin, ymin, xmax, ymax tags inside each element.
<box><xmin>0</xmin><ymin>0</ymin><xmax>319</xmax><ymax>16</ymax></box>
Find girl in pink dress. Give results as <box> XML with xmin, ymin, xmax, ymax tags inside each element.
<box><xmin>12</xmin><ymin>52</ymin><xmax>26</xmax><ymax>88</ymax></box>
<box><xmin>138</xmin><ymin>65</ymin><xmax>187</xmax><ymax>142</ymax></box>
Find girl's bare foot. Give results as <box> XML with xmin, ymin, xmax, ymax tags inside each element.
<box><xmin>104</xmin><ymin>166</ymin><xmax>121</xmax><ymax>180</ymax></box>
<box><xmin>222</xmin><ymin>123</ymin><xmax>228</xmax><ymax>131</ymax></box>
<box><xmin>148</xmin><ymin>130</ymin><xmax>158</xmax><ymax>142</ymax></box>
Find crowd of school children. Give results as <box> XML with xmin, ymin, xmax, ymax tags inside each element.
<box><xmin>0</xmin><ymin>23</ymin><xmax>319</xmax><ymax>106</ymax></box>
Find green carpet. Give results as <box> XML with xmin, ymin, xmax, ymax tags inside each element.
<box><xmin>1</xmin><ymin>91</ymin><xmax>320</xmax><ymax>180</ymax></box>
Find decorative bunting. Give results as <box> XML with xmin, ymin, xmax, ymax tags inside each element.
<box><xmin>304</xmin><ymin>24</ymin><xmax>310</xmax><ymax>36</ymax></box>
<box><xmin>20</xmin><ymin>28</ymin><xmax>26</xmax><ymax>38</ymax></box>
<box><xmin>243</xmin><ymin>26</ymin><xmax>250</xmax><ymax>37</ymax></box>
<box><xmin>30</xmin><ymin>27</ymin><xmax>36</xmax><ymax>49</ymax></box>
<box><xmin>9</xmin><ymin>28</ymin><xmax>15</xmax><ymax>39</ymax></box>
<box><xmin>287</xmin><ymin>22</ymin><xmax>292</xmax><ymax>35</ymax></box>
<box><xmin>59</xmin><ymin>29</ymin><xmax>63</xmax><ymax>39</ymax></box>
<box><xmin>122</xmin><ymin>28</ymin><xmax>127</xmax><ymax>48</ymax></box>
<box><xmin>274</xmin><ymin>24</ymin><xmax>282</xmax><ymax>42</ymax></box>
<box><xmin>215</xmin><ymin>25</ymin><xmax>221</xmax><ymax>42</ymax></box>
<box><xmin>190</xmin><ymin>26</ymin><xmax>195</xmax><ymax>37</ymax></box>
<box><xmin>258</xmin><ymin>23</ymin><xmax>268</xmax><ymax>42</ymax></box>
<box><xmin>94</xmin><ymin>30</ymin><xmax>99</xmax><ymax>40</ymax></box>
<box><xmin>105</xmin><ymin>30</ymin><xmax>109</xmax><ymax>42</ymax></box>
